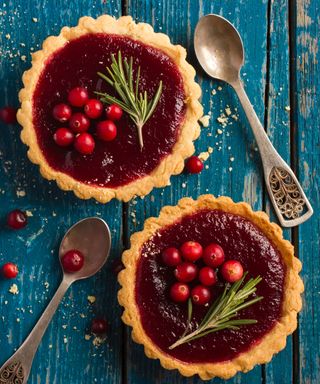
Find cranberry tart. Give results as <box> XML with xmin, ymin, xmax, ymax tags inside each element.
<box><xmin>18</xmin><ymin>16</ymin><xmax>202</xmax><ymax>202</ymax></box>
<box><xmin>118</xmin><ymin>195</ymin><xmax>303</xmax><ymax>380</ymax></box>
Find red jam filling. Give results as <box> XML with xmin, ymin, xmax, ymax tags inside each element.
<box><xmin>136</xmin><ymin>209</ymin><xmax>285</xmax><ymax>363</ymax></box>
<box><xmin>32</xmin><ymin>34</ymin><xmax>186</xmax><ymax>187</ymax></box>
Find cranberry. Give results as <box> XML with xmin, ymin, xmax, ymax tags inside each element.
<box><xmin>180</xmin><ymin>241</ymin><xmax>203</xmax><ymax>262</ymax></box>
<box><xmin>53</xmin><ymin>128</ymin><xmax>74</xmax><ymax>147</ymax></box>
<box><xmin>162</xmin><ymin>247</ymin><xmax>181</xmax><ymax>267</ymax></box>
<box><xmin>68</xmin><ymin>87</ymin><xmax>88</xmax><ymax>107</ymax></box>
<box><xmin>69</xmin><ymin>113</ymin><xmax>90</xmax><ymax>133</ymax></box>
<box><xmin>105</xmin><ymin>104</ymin><xmax>123</xmax><ymax>121</ymax></box>
<box><xmin>111</xmin><ymin>258</ymin><xmax>124</xmax><ymax>275</ymax></box>
<box><xmin>191</xmin><ymin>285</ymin><xmax>211</xmax><ymax>305</ymax></box>
<box><xmin>185</xmin><ymin>156</ymin><xmax>204</xmax><ymax>174</ymax></box>
<box><xmin>91</xmin><ymin>318</ymin><xmax>108</xmax><ymax>334</ymax></box>
<box><xmin>174</xmin><ymin>262</ymin><xmax>198</xmax><ymax>283</ymax></box>
<box><xmin>52</xmin><ymin>103</ymin><xmax>72</xmax><ymax>122</ymax></box>
<box><xmin>0</xmin><ymin>106</ymin><xmax>17</xmax><ymax>124</ymax></box>
<box><xmin>1</xmin><ymin>262</ymin><xmax>19</xmax><ymax>279</ymax></box>
<box><xmin>199</xmin><ymin>267</ymin><xmax>217</xmax><ymax>287</ymax></box>
<box><xmin>203</xmin><ymin>243</ymin><xmax>225</xmax><ymax>268</ymax></box>
<box><xmin>7</xmin><ymin>209</ymin><xmax>27</xmax><ymax>229</ymax></box>
<box><xmin>84</xmin><ymin>99</ymin><xmax>103</xmax><ymax>119</ymax></box>
<box><xmin>61</xmin><ymin>249</ymin><xmax>84</xmax><ymax>273</ymax></box>
<box><xmin>170</xmin><ymin>282</ymin><xmax>190</xmax><ymax>303</ymax></box>
<box><xmin>221</xmin><ymin>260</ymin><xmax>244</xmax><ymax>283</ymax></box>
<box><xmin>74</xmin><ymin>133</ymin><xmax>95</xmax><ymax>155</ymax></box>
<box><xmin>96</xmin><ymin>120</ymin><xmax>117</xmax><ymax>141</ymax></box>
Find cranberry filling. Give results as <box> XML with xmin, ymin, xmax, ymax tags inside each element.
<box><xmin>32</xmin><ymin>34</ymin><xmax>186</xmax><ymax>187</ymax></box>
<box><xmin>135</xmin><ymin>209</ymin><xmax>285</xmax><ymax>364</ymax></box>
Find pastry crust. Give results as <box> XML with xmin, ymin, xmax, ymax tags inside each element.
<box><xmin>118</xmin><ymin>195</ymin><xmax>304</xmax><ymax>380</ymax></box>
<box><xmin>17</xmin><ymin>15</ymin><xmax>203</xmax><ymax>203</ymax></box>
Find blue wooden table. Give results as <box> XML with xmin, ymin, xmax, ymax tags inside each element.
<box><xmin>0</xmin><ymin>1</ymin><xmax>319</xmax><ymax>383</ymax></box>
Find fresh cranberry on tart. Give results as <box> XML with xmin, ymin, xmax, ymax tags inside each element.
<box><xmin>118</xmin><ymin>195</ymin><xmax>303</xmax><ymax>380</ymax></box>
<box><xmin>18</xmin><ymin>15</ymin><xmax>202</xmax><ymax>203</ymax></box>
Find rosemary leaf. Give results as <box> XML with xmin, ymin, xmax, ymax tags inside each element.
<box><xmin>96</xmin><ymin>51</ymin><xmax>163</xmax><ymax>149</ymax></box>
<box><xmin>169</xmin><ymin>274</ymin><xmax>263</xmax><ymax>350</ymax></box>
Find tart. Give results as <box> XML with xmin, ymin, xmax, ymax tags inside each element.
<box><xmin>18</xmin><ymin>16</ymin><xmax>202</xmax><ymax>203</ymax></box>
<box><xmin>118</xmin><ymin>195</ymin><xmax>303</xmax><ymax>380</ymax></box>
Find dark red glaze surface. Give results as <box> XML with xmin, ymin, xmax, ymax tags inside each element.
<box><xmin>32</xmin><ymin>34</ymin><xmax>186</xmax><ymax>187</ymax></box>
<box><xmin>136</xmin><ymin>209</ymin><xmax>286</xmax><ymax>363</ymax></box>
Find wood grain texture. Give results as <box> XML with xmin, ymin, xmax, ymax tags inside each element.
<box><xmin>0</xmin><ymin>1</ymin><xmax>124</xmax><ymax>384</ymax></box>
<box><xmin>0</xmin><ymin>0</ymin><xmax>319</xmax><ymax>383</ymax></box>
<box><xmin>124</xmin><ymin>1</ymin><xmax>268</xmax><ymax>383</ymax></box>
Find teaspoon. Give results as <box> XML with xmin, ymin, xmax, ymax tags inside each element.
<box><xmin>0</xmin><ymin>217</ymin><xmax>111</xmax><ymax>384</ymax></box>
<box><xmin>194</xmin><ymin>14</ymin><xmax>313</xmax><ymax>227</ymax></box>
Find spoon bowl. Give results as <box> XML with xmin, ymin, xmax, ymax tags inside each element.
<box><xmin>194</xmin><ymin>14</ymin><xmax>244</xmax><ymax>84</ymax></box>
<box><xmin>59</xmin><ymin>217</ymin><xmax>111</xmax><ymax>282</ymax></box>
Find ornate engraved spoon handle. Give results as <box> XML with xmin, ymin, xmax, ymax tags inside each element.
<box><xmin>232</xmin><ymin>80</ymin><xmax>313</xmax><ymax>227</ymax></box>
<box><xmin>0</xmin><ymin>279</ymin><xmax>70</xmax><ymax>384</ymax></box>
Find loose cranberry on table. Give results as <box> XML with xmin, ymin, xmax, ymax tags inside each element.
<box><xmin>170</xmin><ymin>282</ymin><xmax>190</xmax><ymax>303</ymax></box>
<box><xmin>191</xmin><ymin>285</ymin><xmax>211</xmax><ymax>306</ymax></box>
<box><xmin>69</xmin><ymin>112</ymin><xmax>90</xmax><ymax>133</ymax></box>
<box><xmin>61</xmin><ymin>249</ymin><xmax>84</xmax><ymax>273</ymax></box>
<box><xmin>105</xmin><ymin>104</ymin><xmax>123</xmax><ymax>121</ymax></box>
<box><xmin>84</xmin><ymin>99</ymin><xmax>103</xmax><ymax>119</ymax></box>
<box><xmin>53</xmin><ymin>128</ymin><xmax>74</xmax><ymax>147</ymax></box>
<box><xmin>185</xmin><ymin>156</ymin><xmax>204</xmax><ymax>174</ymax></box>
<box><xmin>162</xmin><ymin>247</ymin><xmax>181</xmax><ymax>267</ymax></box>
<box><xmin>0</xmin><ymin>106</ymin><xmax>17</xmax><ymax>124</ymax></box>
<box><xmin>96</xmin><ymin>120</ymin><xmax>117</xmax><ymax>141</ymax></box>
<box><xmin>174</xmin><ymin>262</ymin><xmax>198</xmax><ymax>283</ymax></box>
<box><xmin>7</xmin><ymin>209</ymin><xmax>27</xmax><ymax>230</ymax></box>
<box><xmin>203</xmin><ymin>243</ymin><xmax>225</xmax><ymax>268</ymax></box>
<box><xmin>68</xmin><ymin>86</ymin><xmax>89</xmax><ymax>107</ymax></box>
<box><xmin>180</xmin><ymin>241</ymin><xmax>203</xmax><ymax>262</ymax></box>
<box><xmin>221</xmin><ymin>260</ymin><xmax>244</xmax><ymax>283</ymax></box>
<box><xmin>199</xmin><ymin>266</ymin><xmax>217</xmax><ymax>287</ymax></box>
<box><xmin>1</xmin><ymin>262</ymin><xmax>19</xmax><ymax>279</ymax></box>
<box><xmin>74</xmin><ymin>132</ymin><xmax>95</xmax><ymax>155</ymax></box>
<box><xmin>91</xmin><ymin>318</ymin><xmax>108</xmax><ymax>334</ymax></box>
<box><xmin>52</xmin><ymin>103</ymin><xmax>72</xmax><ymax>123</ymax></box>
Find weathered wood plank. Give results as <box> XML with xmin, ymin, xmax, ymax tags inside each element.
<box><xmin>294</xmin><ymin>1</ymin><xmax>320</xmax><ymax>383</ymax></box>
<box><xmin>0</xmin><ymin>1</ymin><xmax>124</xmax><ymax>383</ymax></box>
<box><xmin>264</xmin><ymin>1</ymin><xmax>293</xmax><ymax>383</ymax></box>
<box><xmin>124</xmin><ymin>0</ymin><xmax>269</xmax><ymax>383</ymax></box>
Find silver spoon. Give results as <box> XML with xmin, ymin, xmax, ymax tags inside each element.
<box><xmin>194</xmin><ymin>14</ymin><xmax>313</xmax><ymax>227</ymax></box>
<box><xmin>0</xmin><ymin>217</ymin><xmax>111</xmax><ymax>384</ymax></box>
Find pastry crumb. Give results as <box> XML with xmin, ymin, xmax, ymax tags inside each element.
<box><xmin>85</xmin><ymin>334</ymin><xmax>91</xmax><ymax>341</ymax></box>
<box><xmin>198</xmin><ymin>151</ymin><xmax>210</xmax><ymax>161</ymax></box>
<box><xmin>199</xmin><ymin>115</ymin><xmax>210</xmax><ymax>127</ymax></box>
<box><xmin>285</xmin><ymin>105</ymin><xmax>290</xmax><ymax>111</ymax></box>
<box><xmin>16</xmin><ymin>190</ymin><xmax>26</xmax><ymax>197</ymax></box>
<box><xmin>26</xmin><ymin>210</ymin><xmax>33</xmax><ymax>217</ymax></box>
<box><xmin>32</xmin><ymin>17</ymin><xmax>38</xmax><ymax>22</ymax></box>
<box><xmin>9</xmin><ymin>284</ymin><xmax>19</xmax><ymax>295</ymax></box>
<box><xmin>87</xmin><ymin>295</ymin><xmax>96</xmax><ymax>304</ymax></box>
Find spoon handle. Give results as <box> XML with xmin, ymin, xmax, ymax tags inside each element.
<box><xmin>0</xmin><ymin>279</ymin><xmax>71</xmax><ymax>384</ymax></box>
<box><xmin>233</xmin><ymin>80</ymin><xmax>313</xmax><ymax>227</ymax></box>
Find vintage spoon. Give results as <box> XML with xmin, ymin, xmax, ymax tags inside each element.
<box><xmin>0</xmin><ymin>217</ymin><xmax>111</xmax><ymax>384</ymax></box>
<box><xmin>194</xmin><ymin>14</ymin><xmax>313</xmax><ymax>227</ymax></box>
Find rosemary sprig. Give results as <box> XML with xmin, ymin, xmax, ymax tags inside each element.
<box><xmin>169</xmin><ymin>272</ymin><xmax>263</xmax><ymax>350</ymax></box>
<box><xmin>96</xmin><ymin>51</ymin><xmax>163</xmax><ymax>149</ymax></box>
